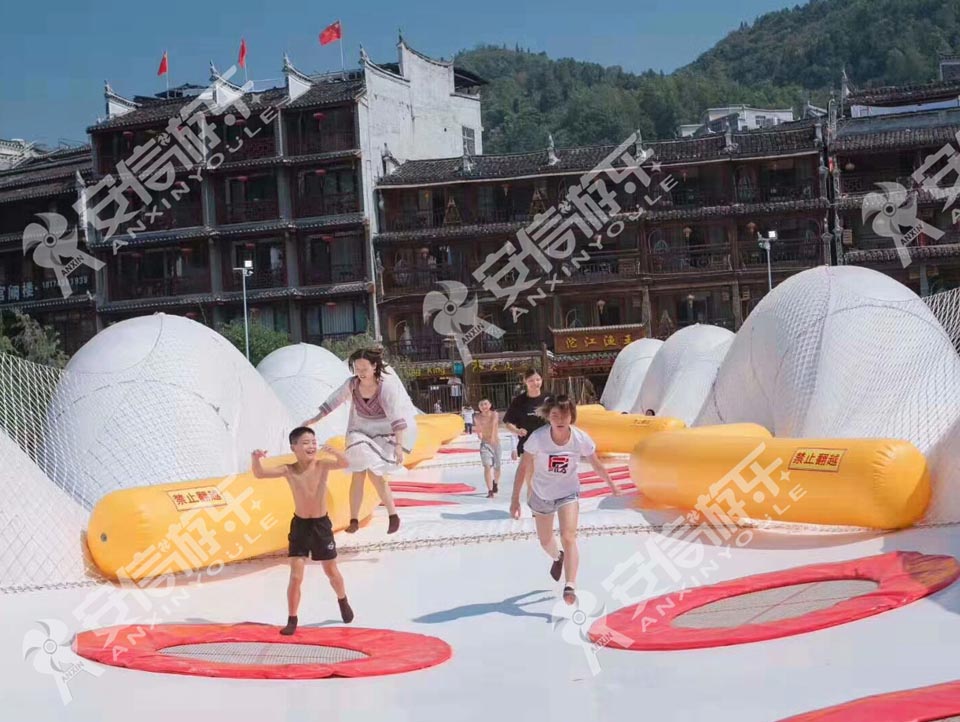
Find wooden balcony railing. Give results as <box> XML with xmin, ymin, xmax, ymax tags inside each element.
<box><xmin>738</xmin><ymin>237</ymin><xmax>822</xmax><ymax>267</ymax></box>
<box><xmin>295</xmin><ymin>193</ymin><xmax>360</xmax><ymax>218</ymax></box>
<box><xmin>385</xmin><ymin>332</ymin><xmax>543</xmax><ymax>362</ymax></box>
<box><xmin>147</xmin><ymin>202</ymin><xmax>203</xmax><ymax>230</ymax></box>
<box><xmin>302</xmin><ymin>261</ymin><xmax>366</xmax><ymax>285</ymax></box>
<box><xmin>288</xmin><ymin>131</ymin><xmax>358</xmax><ymax>156</ymax></box>
<box><xmin>218</xmin><ymin>198</ymin><xmax>279</xmax><ymax>225</ymax></box>
<box><xmin>385</xmin><ymin>207</ymin><xmax>534</xmax><ymax>232</ymax></box>
<box><xmin>381</xmin><ymin>263</ymin><xmax>470</xmax><ymax>293</ymax></box>
<box><xmin>111</xmin><ymin>273</ymin><xmax>211</xmax><ymax>301</ymax></box>
<box><xmin>225</xmin><ymin>267</ymin><xmax>286</xmax><ymax>291</ymax></box>
<box><xmin>736</xmin><ymin>179</ymin><xmax>818</xmax><ymax>203</ymax></box>
<box><xmin>649</xmin><ymin>244</ymin><xmax>733</xmax><ymax>274</ymax></box>
<box><xmin>227</xmin><ymin>134</ymin><xmax>277</xmax><ymax>162</ymax></box>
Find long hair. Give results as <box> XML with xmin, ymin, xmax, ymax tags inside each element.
<box><xmin>536</xmin><ymin>394</ymin><xmax>577</xmax><ymax>424</ymax></box>
<box><xmin>348</xmin><ymin>347</ymin><xmax>386</xmax><ymax>380</ymax></box>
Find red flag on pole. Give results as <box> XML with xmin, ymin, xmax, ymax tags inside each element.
<box><xmin>157</xmin><ymin>51</ymin><xmax>169</xmax><ymax>76</ymax></box>
<box><xmin>319</xmin><ymin>21</ymin><xmax>342</xmax><ymax>46</ymax></box>
<box><xmin>238</xmin><ymin>38</ymin><xmax>248</xmax><ymax>69</ymax></box>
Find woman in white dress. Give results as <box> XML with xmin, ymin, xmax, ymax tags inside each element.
<box><xmin>302</xmin><ymin>348</ymin><xmax>414</xmax><ymax>534</ymax></box>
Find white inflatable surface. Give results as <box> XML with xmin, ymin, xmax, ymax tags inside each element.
<box><xmin>4</xmin><ymin>446</ymin><xmax>960</xmax><ymax>722</ymax></box>
<box><xmin>257</xmin><ymin>343</ymin><xmax>351</xmax><ymax>442</ymax></box>
<box><xmin>599</xmin><ymin>338</ymin><xmax>663</xmax><ymax>413</ymax></box>
<box><xmin>45</xmin><ymin>314</ymin><xmax>295</xmax><ymax>506</ymax></box>
<box><xmin>637</xmin><ymin>324</ymin><xmax>734</xmax><ymax>424</ymax></box>
<box><xmin>696</xmin><ymin>266</ymin><xmax>960</xmax><ymax>522</ymax></box>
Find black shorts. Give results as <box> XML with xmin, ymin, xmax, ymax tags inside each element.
<box><xmin>288</xmin><ymin>515</ymin><xmax>337</xmax><ymax>561</ymax></box>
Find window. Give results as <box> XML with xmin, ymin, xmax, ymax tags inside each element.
<box><xmin>462</xmin><ymin>127</ymin><xmax>476</xmax><ymax>156</ymax></box>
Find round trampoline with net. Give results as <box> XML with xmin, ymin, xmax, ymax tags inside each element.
<box><xmin>73</xmin><ymin>624</ymin><xmax>452</xmax><ymax>679</ymax></box>
<box><xmin>589</xmin><ymin>551</ymin><xmax>960</xmax><ymax>651</ymax></box>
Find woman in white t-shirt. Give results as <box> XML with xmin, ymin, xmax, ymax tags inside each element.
<box><xmin>510</xmin><ymin>395</ymin><xmax>619</xmax><ymax>605</ymax></box>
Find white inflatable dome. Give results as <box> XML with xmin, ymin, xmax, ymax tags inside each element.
<box><xmin>258</xmin><ymin>344</ymin><xmax>419</xmax><ymax>447</ymax></box>
<box><xmin>637</xmin><ymin>324</ymin><xmax>734</xmax><ymax>425</ymax></box>
<box><xmin>696</xmin><ymin>266</ymin><xmax>960</xmax><ymax>522</ymax></box>
<box><xmin>0</xmin><ymin>431</ymin><xmax>93</xmax><ymax>590</ymax></box>
<box><xmin>46</xmin><ymin>314</ymin><xmax>295</xmax><ymax>505</ymax></box>
<box><xmin>258</xmin><ymin>344</ymin><xmax>351</xmax><ymax>442</ymax></box>
<box><xmin>600</xmin><ymin>339</ymin><xmax>663</xmax><ymax>413</ymax></box>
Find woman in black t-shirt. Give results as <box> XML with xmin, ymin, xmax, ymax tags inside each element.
<box><xmin>503</xmin><ymin>368</ymin><xmax>547</xmax><ymax>502</ymax></box>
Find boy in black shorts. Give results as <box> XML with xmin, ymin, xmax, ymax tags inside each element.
<box><xmin>252</xmin><ymin>427</ymin><xmax>354</xmax><ymax>635</ymax></box>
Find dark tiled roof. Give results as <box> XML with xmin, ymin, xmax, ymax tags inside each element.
<box><xmin>97</xmin><ymin>282</ymin><xmax>369</xmax><ymax>313</ymax></box>
<box><xmin>89</xmin><ymin>96</ymin><xmax>186</xmax><ymax>132</ymax></box>
<box><xmin>284</xmin><ymin>78</ymin><xmax>365</xmax><ymax>109</ymax></box>
<box><xmin>0</xmin><ymin>149</ymin><xmax>91</xmax><ymax>190</ymax></box>
<box><xmin>847</xmin><ymin>79</ymin><xmax>960</xmax><ymax>107</ymax></box>
<box><xmin>0</xmin><ymin>180</ymin><xmax>75</xmax><ymax>205</ymax></box>
<box><xmin>375</xmin><ymin>220</ymin><xmax>523</xmax><ymax>244</ymax></box>
<box><xmin>834</xmin><ymin>109</ymin><xmax>960</xmax><ymax>152</ymax></box>
<box><xmin>89</xmin><ymin>86</ymin><xmax>297</xmax><ymax>132</ymax></box>
<box><xmin>293</xmin><ymin>213</ymin><xmax>366</xmax><ymax>231</ymax></box>
<box><xmin>844</xmin><ymin>243</ymin><xmax>960</xmax><ymax>264</ymax></box>
<box><xmin>287</xmin><ymin>149</ymin><xmax>361</xmax><ymax>164</ymax></box>
<box><xmin>88</xmin><ymin>213</ymin><xmax>367</xmax><ymax>249</ymax></box>
<box><xmin>2</xmin><ymin>294</ymin><xmax>95</xmax><ymax>313</ymax></box>
<box><xmin>379</xmin><ymin>127</ymin><xmax>821</xmax><ymax>187</ymax></box>
<box><xmin>645</xmin><ymin>197</ymin><xmax>828</xmax><ymax>222</ymax></box>
<box><xmin>98</xmin><ymin>293</ymin><xmax>218</xmax><ymax>313</ymax></box>
<box><xmin>88</xmin><ymin>226</ymin><xmax>212</xmax><ymax>250</ymax></box>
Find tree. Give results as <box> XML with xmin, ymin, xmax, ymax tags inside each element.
<box><xmin>217</xmin><ymin>320</ymin><xmax>289</xmax><ymax>367</ymax></box>
<box><xmin>0</xmin><ymin>310</ymin><xmax>68</xmax><ymax>368</ymax></box>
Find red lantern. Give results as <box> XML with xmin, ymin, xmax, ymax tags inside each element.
<box><xmin>123</xmin><ymin>131</ymin><xmax>135</xmax><ymax>139</ymax></box>
<box><xmin>313</xmin><ymin>112</ymin><xmax>325</xmax><ymax>121</ymax></box>
<box><xmin>236</xmin><ymin>175</ymin><xmax>249</xmax><ymax>183</ymax></box>
<box><xmin>235</xmin><ymin>118</ymin><xmax>246</xmax><ymax>126</ymax></box>
<box><xmin>181</xmin><ymin>247</ymin><xmax>193</xmax><ymax>255</ymax></box>
<box><xmin>314</xmin><ymin>168</ymin><xmax>327</xmax><ymax>176</ymax></box>
<box><xmin>321</xmin><ymin>235</ymin><xmax>335</xmax><ymax>243</ymax></box>
<box><xmin>325</xmin><ymin>301</ymin><xmax>337</xmax><ymax>307</ymax></box>
<box><xmin>244</xmin><ymin>242</ymin><xmax>256</xmax><ymax>250</ymax></box>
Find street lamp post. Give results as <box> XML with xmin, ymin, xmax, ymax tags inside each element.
<box><xmin>758</xmin><ymin>230</ymin><xmax>777</xmax><ymax>292</ymax></box>
<box><xmin>233</xmin><ymin>259</ymin><xmax>254</xmax><ymax>361</ymax></box>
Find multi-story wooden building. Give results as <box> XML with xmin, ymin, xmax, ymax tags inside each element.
<box><xmin>0</xmin><ymin>146</ymin><xmax>98</xmax><ymax>352</ymax></box>
<box><xmin>831</xmin><ymin>75</ymin><xmax>960</xmax><ymax>294</ymax></box>
<box><xmin>374</xmin><ymin>120</ymin><xmax>830</xmax><ymax>405</ymax></box>
<box><xmin>0</xmin><ymin>39</ymin><xmax>484</xmax><ymax>351</ymax></box>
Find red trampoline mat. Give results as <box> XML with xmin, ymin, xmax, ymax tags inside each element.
<box><xmin>589</xmin><ymin>551</ymin><xmax>960</xmax><ymax>651</ymax></box>
<box><xmin>73</xmin><ymin>623</ymin><xmax>452</xmax><ymax>679</ymax></box>
<box><xmin>780</xmin><ymin>679</ymin><xmax>960</xmax><ymax>722</ymax></box>
<box><xmin>388</xmin><ymin>482</ymin><xmax>475</xmax><ymax>494</ymax></box>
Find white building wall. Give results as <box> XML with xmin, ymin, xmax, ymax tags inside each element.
<box><xmin>359</xmin><ymin>40</ymin><xmax>483</xmax><ymax>235</ymax></box>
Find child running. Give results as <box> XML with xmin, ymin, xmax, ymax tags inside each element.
<box><xmin>251</xmin><ymin>428</ymin><xmax>354</xmax><ymax>635</ymax></box>
<box><xmin>473</xmin><ymin>398</ymin><xmax>501</xmax><ymax>498</ymax></box>
<box><xmin>509</xmin><ymin>395</ymin><xmax>620</xmax><ymax>605</ymax></box>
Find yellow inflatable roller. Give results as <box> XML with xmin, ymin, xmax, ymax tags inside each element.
<box><xmin>632</xmin><ymin>433</ymin><xmax>930</xmax><ymax>529</ymax></box>
<box><xmin>87</xmin><ymin>446</ymin><xmax>378</xmax><ymax>581</ymax></box>
<box><xmin>683</xmin><ymin>423</ymin><xmax>772</xmax><ymax>438</ymax></box>
<box><xmin>576</xmin><ymin>411</ymin><xmax>686</xmax><ymax>454</ymax></box>
<box><xmin>418</xmin><ymin>413</ymin><xmax>464</xmax><ymax>444</ymax></box>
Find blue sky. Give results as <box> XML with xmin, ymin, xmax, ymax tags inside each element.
<box><xmin>0</xmin><ymin>0</ymin><xmax>795</xmax><ymax>146</ymax></box>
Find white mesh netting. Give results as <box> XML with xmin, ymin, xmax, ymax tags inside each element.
<box><xmin>696</xmin><ymin>266</ymin><xmax>960</xmax><ymax>523</ymax></box>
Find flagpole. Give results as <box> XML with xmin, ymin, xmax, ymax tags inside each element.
<box><xmin>339</xmin><ymin>20</ymin><xmax>345</xmax><ymax>75</ymax></box>
<box><xmin>165</xmin><ymin>50</ymin><xmax>169</xmax><ymax>96</ymax></box>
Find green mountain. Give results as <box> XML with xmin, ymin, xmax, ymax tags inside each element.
<box><xmin>455</xmin><ymin>0</ymin><xmax>960</xmax><ymax>153</ymax></box>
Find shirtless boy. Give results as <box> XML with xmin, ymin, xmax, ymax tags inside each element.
<box><xmin>251</xmin><ymin>427</ymin><xmax>354</xmax><ymax>635</ymax></box>
<box><xmin>474</xmin><ymin>398</ymin><xmax>501</xmax><ymax>498</ymax></box>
